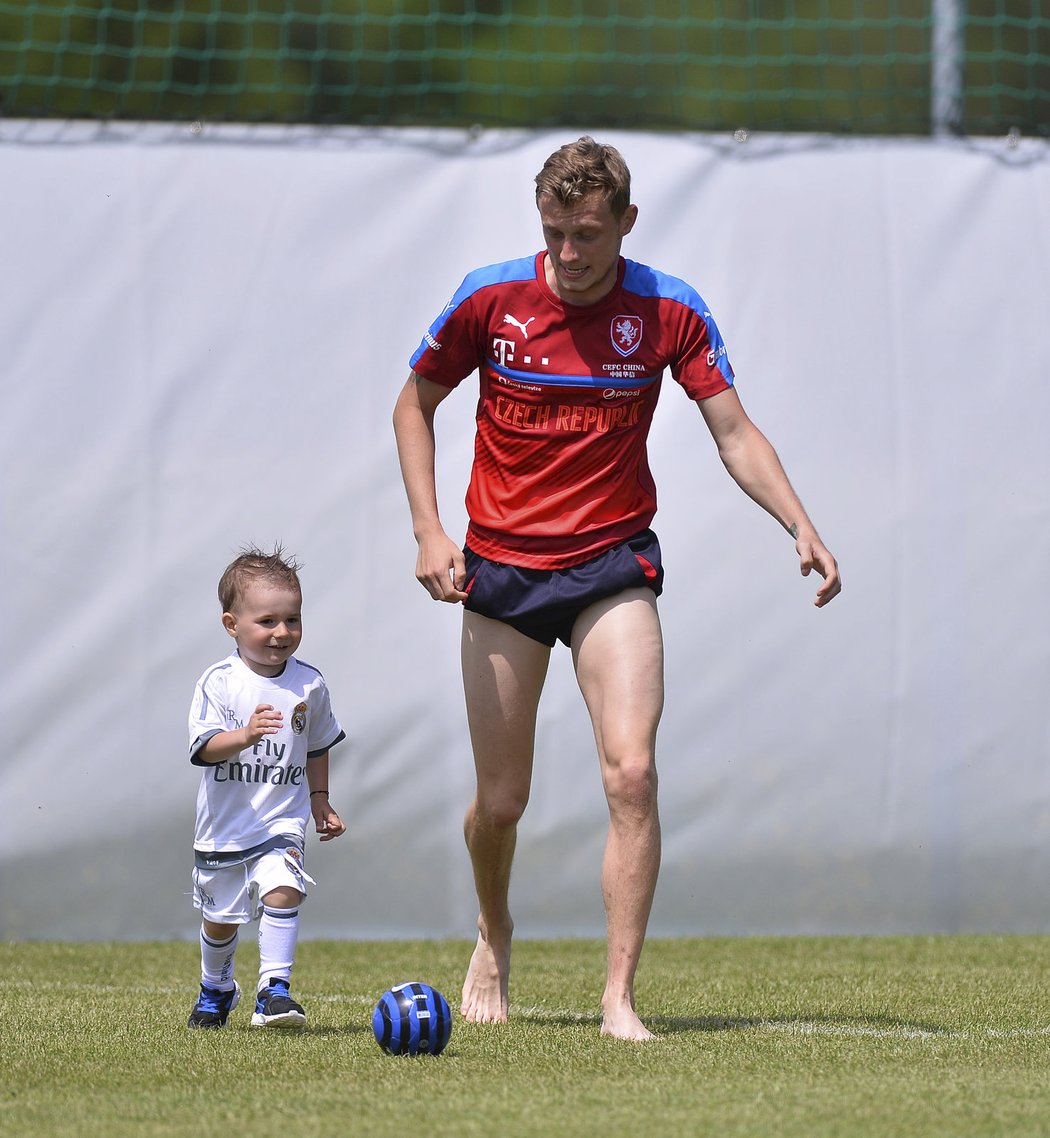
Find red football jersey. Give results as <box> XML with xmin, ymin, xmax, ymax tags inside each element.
<box><xmin>410</xmin><ymin>252</ymin><xmax>734</xmax><ymax>568</ymax></box>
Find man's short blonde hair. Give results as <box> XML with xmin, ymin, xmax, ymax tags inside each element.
<box><xmin>534</xmin><ymin>136</ymin><xmax>632</xmax><ymax>218</ymax></box>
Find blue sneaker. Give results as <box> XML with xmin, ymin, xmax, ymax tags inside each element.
<box><xmin>188</xmin><ymin>980</ymin><xmax>241</xmax><ymax>1028</ymax></box>
<box><xmin>251</xmin><ymin>977</ymin><xmax>307</xmax><ymax>1029</ymax></box>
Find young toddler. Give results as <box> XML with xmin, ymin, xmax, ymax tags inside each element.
<box><xmin>186</xmin><ymin>546</ymin><xmax>346</xmax><ymax>1029</ymax></box>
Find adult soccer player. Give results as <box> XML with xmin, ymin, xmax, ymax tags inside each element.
<box><xmin>392</xmin><ymin>136</ymin><xmax>840</xmax><ymax>1042</ymax></box>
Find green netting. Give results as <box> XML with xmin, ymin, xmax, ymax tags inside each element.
<box><xmin>1</xmin><ymin>1</ymin><xmax>1047</xmax><ymax>136</ymax></box>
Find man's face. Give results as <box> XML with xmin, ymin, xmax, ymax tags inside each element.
<box><xmin>223</xmin><ymin>580</ymin><xmax>303</xmax><ymax>676</ymax></box>
<box><xmin>538</xmin><ymin>192</ymin><xmax>637</xmax><ymax>306</ymax></box>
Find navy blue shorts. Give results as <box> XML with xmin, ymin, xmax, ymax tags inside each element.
<box><xmin>462</xmin><ymin>529</ymin><xmax>664</xmax><ymax>648</ymax></box>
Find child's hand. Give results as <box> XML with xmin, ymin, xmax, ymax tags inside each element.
<box><xmin>313</xmin><ymin>798</ymin><xmax>346</xmax><ymax>842</ymax></box>
<box><xmin>246</xmin><ymin>704</ymin><xmax>282</xmax><ymax>743</ymax></box>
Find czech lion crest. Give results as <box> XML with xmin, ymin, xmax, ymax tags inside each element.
<box><xmin>611</xmin><ymin>315</ymin><xmax>642</xmax><ymax>357</ymax></box>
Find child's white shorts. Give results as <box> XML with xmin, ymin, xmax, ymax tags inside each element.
<box><xmin>192</xmin><ymin>846</ymin><xmax>315</xmax><ymax>924</ymax></box>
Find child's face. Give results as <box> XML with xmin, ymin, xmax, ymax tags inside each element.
<box><xmin>222</xmin><ymin>580</ymin><xmax>303</xmax><ymax>677</ymax></box>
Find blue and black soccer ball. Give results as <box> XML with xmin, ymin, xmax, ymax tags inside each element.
<box><xmin>372</xmin><ymin>982</ymin><xmax>452</xmax><ymax>1056</ymax></box>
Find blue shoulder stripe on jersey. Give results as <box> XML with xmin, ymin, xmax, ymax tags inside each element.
<box><xmin>488</xmin><ymin>359</ymin><xmax>660</xmax><ymax>390</ymax></box>
<box><xmin>411</xmin><ymin>256</ymin><xmax>537</xmax><ymax>368</ymax></box>
<box><xmin>622</xmin><ymin>259</ymin><xmax>735</xmax><ymax>385</ymax></box>
<box><xmin>622</xmin><ymin>258</ymin><xmax>706</xmax><ymax>308</ymax></box>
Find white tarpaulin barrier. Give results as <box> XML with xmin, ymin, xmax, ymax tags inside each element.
<box><xmin>2</xmin><ymin>122</ymin><xmax>1048</xmax><ymax>939</ymax></box>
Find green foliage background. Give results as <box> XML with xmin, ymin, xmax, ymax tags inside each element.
<box><xmin>1</xmin><ymin>0</ymin><xmax>1048</xmax><ymax>135</ymax></box>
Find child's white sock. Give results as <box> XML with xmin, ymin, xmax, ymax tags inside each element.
<box><xmin>200</xmin><ymin>926</ymin><xmax>238</xmax><ymax>989</ymax></box>
<box><xmin>258</xmin><ymin>905</ymin><xmax>300</xmax><ymax>988</ymax></box>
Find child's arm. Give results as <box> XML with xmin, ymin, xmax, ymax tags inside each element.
<box><xmin>195</xmin><ymin>704</ymin><xmax>283</xmax><ymax>764</ymax></box>
<box><xmin>307</xmin><ymin>751</ymin><xmax>346</xmax><ymax>841</ymax></box>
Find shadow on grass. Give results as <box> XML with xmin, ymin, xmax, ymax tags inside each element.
<box><xmin>517</xmin><ymin>1009</ymin><xmax>947</xmax><ymax>1037</ymax></box>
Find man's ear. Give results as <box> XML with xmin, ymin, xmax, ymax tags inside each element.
<box><xmin>620</xmin><ymin>204</ymin><xmax>639</xmax><ymax>237</ymax></box>
<box><xmin>222</xmin><ymin>611</ymin><xmax>238</xmax><ymax>638</ymax></box>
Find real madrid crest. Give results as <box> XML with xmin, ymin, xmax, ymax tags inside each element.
<box><xmin>611</xmin><ymin>314</ymin><xmax>643</xmax><ymax>357</ymax></box>
<box><xmin>291</xmin><ymin>701</ymin><xmax>307</xmax><ymax>735</ymax></box>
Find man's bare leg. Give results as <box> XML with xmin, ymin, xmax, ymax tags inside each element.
<box><xmin>572</xmin><ymin>589</ymin><xmax>664</xmax><ymax>1042</ymax></box>
<box><xmin>460</xmin><ymin>611</ymin><xmax>551</xmax><ymax>1023</ymax></box>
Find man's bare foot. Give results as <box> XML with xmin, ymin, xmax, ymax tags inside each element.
<box><xmin>461</xmin><ymin>928</ymin><xmax>511</xmax><ymax>1023</ymax></box>
<box><xmin>600</xmin><ymin>996</ymin><xmax>655</xmax><ymax>1042</ymax></box>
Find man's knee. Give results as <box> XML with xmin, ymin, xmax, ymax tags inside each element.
<box><xmin>604</xmin><ymin>754</ymin><xmax>658</xmax><ymax>814</ymax></box>
<box><xmin>470</xmin><ymin>787</ymin><xmax>530</xmax><ymax>830</ymax></box>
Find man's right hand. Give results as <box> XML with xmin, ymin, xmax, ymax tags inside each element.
<box><xmin>416</xmin><ymin>532</ymin><xmax>468</xmax><ymax>602</ymax></box>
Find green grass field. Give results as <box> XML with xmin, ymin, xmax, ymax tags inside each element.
<box><xmin>4</xmin><ymin>936</ymin><xmax>1050</xmax><ymax>1137</ymax></box>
